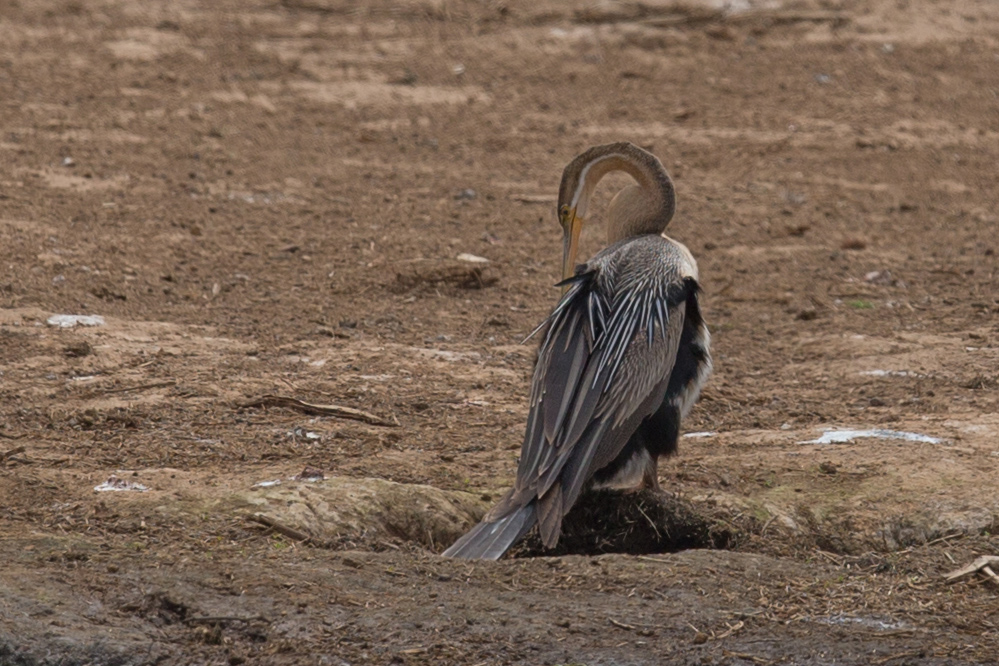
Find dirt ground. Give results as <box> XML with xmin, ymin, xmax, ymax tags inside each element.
<box><xmin>2</xmin><ymin>0</ymin><xmax>999</xmax><ymax>664</ymax></box>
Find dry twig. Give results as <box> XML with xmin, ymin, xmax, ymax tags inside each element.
<box><xmin>248</xmin><ymin>512</ymin><xmax>315</xmax><ymax>543</ymax></box>
<box><xmin>725</xmin><ymin>10</ymin><xmax>850</xmax><ymax>25</ymax></box>
<box><xmin>873</xmin><ymin>651</ymin><xmax>923</xmax><ymax>665</ymax></box>
<box><xmin>759</xmin><ymin>515</ymin><xmax>776</xmax><ymax>536</ymax></box>
<box><xmin>1</xmin><ymin>446</ymin><xmax>26</xmax><ymax>461</ymax></box>
<box><xmin>510</xmin><ymin>194</ymin><xmax>556</xmax><ymax>204</ymax></box>
<box><xmin>715</xmin><ymin>620</ymin><xmax>745</xmax><ymax>639</ymax></box>
<box><xmin>926</xmin><ymin>532</ymin><xmax>964</xmax><ymax>546</ymax></box>
<box><xmin>722</xmin><ymin>651</ymin><xmax>774</xmax><ymax>665</ymax></box>
<box><xmin>640</xmin><ymin>9</ymin><xmax>848</xmax><ymax>29</ymax></box>
<box><xmin>943</xmin><ymin>555</ymin><xmax>999</xmax><ymax>586</ymax></box>
<box><xmin>184</xmin><ymin>615</ymin><xmax>269</xmax><ymax>625</ymax></box>
<box><xmin>241</xmin><ymin>394</ymin><xmax>397</xmax><ymax>427</ymax></box>
<box><xmin>101</xmin><ymin>380</ymin><xmax>177</xmax><ymax>394</ymax></box>
<box><xmin>635</xmin><ymin>555</ymin><xmax>672</xmax><ymax>564</ymax></box>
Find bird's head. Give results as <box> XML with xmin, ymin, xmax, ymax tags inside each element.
<box><xmin>556</xmin><ymin>144</ymin><xmax>609</xmax><ymax>284</ymax></box>
<box><xmin>556</xmin><ymin>142</ymin><xmax>675</xmax><ymax>287</ymax></box>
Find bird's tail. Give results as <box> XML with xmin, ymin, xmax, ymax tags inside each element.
<box><xmin>441</xmin><ymin>502</ymin><xmax>537</xmax><ymax>560</ymax></box>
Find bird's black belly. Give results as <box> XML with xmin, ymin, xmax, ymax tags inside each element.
<box><xmin>591</xmin><ymin>399</ymin><xmax>681</xmax><ymax>487</ymax></box>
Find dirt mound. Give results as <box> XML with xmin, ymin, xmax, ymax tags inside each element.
<box><xmin>237</xmin><ymin>476</ymin><xmax>489</xmax><ymax>550</ymax></box>
<box><xmin>512</xmin><ymin>489</ymin><xmax>737</xmax><ymax>557</ymax></box>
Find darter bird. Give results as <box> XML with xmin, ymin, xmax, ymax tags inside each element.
<box><xmin>443</xmin><ymin>142</ymin><xmax>711</xmax><ymax>560</ymax></box>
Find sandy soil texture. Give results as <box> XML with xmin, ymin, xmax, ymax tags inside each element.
<box><xmin>2</xmin><ymin>0</ymin><xmax>998</xmax><ymax>664</ymax></box>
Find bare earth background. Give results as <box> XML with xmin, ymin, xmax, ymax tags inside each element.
<box><xmin>2</xmin><ymin>0</ymin><xmax>999</xmax><ymax>664</ymax></box>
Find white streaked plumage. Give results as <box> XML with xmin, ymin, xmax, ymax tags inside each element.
<box><xmin>443</xmin><ymin>142</ymin><xmax>711</xmax><ymax>560</ymax></box>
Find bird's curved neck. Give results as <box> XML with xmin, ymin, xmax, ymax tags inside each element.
<box><xmin>571</xmin><ymin>150</ymin><xmax>675</xmax><ymax>243</ymax></box>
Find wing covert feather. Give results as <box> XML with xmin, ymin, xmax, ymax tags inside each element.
<box><xmin>511</xmin><ymin>237</ymin><xmax>695</xmax><ymax>514</ymax></box>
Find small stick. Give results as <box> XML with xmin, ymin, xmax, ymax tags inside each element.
<box><xmin>759</xmin><ymin>515</ymin><xmax>776</xmax><ymax>536</ymax></box>
<box><xmin>511</xmin><ymin>194</ymin><xmax>557</xmax><ymax>204</ymax></box>
<box><xmin>609</xmin><ymin>618</ymin><xmax>636</xmax><ymax>631</ymax></box>
<box><xmin>636</xmin><ymin>555</ymin><xmax>672</xmax><ymax>564</ymax></box>
<box><xmin>635</xmin><ymin>504</ymin><xmax>662</xmax><ymax>540</ymax></box>
<box><xmin>873</xmin><ymin>651</ymin><xmax>923</xmax><ymax>665</ymax></box>
<box><xmin>722</xmin><ymin>651</ymin><xmax>773</xmax><ymax>665</ymax></box>
<box><xmin>982</xmin><ymin>565</ymin><xmax>999</xmax><ymax>587</ymax></box>
<box><xmin>0</xmin><ymin>446</ymin><xmax>26</xmax><ymax>461</ymax></box>
<box><xmin>241</xmin><ymin>394</ymin><xmax>397</xmax><ymax>427</ymax></box>
<box><xmin>248</xmin><ymin>513</ymin><xmax>314</xmax><ymax>543</ymax></box>
<box><xmin>102</xmin><ymin>380</ymin><xmax>177</xmax><ymax>394</ymax></box>
<box><xmin>640</xmin><ymin>12</ymin><xmax>722</xmax><ymax>28</ymax></box>
<box><xmin>726</xmin><ymin>10</ymin><xmax>850</xmax><ymax>25</ymax></box>
<box><xmin>0</xmin><ymin>432</ymin><xmax>25</xmax><ymax>440</ymax></box>
<box><xmin>716</xmin><ymin>620</ymin><xmax>745</xmax><ymax>639</ymax></box>
<box><xmin>926</xmin><ymin>532</ymin><xmax>964</xmax><ymax>546</ymax></box>
<box><xmin>943</xmin><ymin>555</ymin><xmax>999</xmax><ymax>582</ymax></box>
<box><xmin>185</xmin><ymin>615</ymin><xmax>269</xmax><ymax>625</ymax></box>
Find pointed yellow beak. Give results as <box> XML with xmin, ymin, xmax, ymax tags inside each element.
<box><xmin>560</xmin><ymin>207</ymin><xmax>582</xmax><ymax>289</ymax></box>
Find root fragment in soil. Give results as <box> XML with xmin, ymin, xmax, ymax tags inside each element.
<box><xmin>511</xmin><ymin>489</ymin><xmax>734</xmax><ymax>558</ymax></box>
<box><xmin>240</xmin><ymin>394</ymin><xmax>397</xmax><ymax>427</ymax></box>
<box><xmin>394</xmin><ymin>260</ymin><xmax>496</xmax><ymax>291</ymax></box>
<box><xmin>248</xmin><ymin>512</ymin><xmax>318</xmax><ymax>544</ymax></box>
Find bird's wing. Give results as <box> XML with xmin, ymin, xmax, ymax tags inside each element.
<box><xmin>491</xmin><ymin>249</ymin><xmax>695</xmax><ymax>542</ymax></box>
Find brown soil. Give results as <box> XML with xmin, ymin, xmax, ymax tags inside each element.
<box><xmin>2</xmin><ymin>0</ymin><xmax>999</xmax><ymax>664</ymax></box>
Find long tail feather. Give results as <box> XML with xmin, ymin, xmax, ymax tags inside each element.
<box><xmin>441</xmin><ymin>503</ymin><xmax>537</xmax><ymax>560</ymax></box>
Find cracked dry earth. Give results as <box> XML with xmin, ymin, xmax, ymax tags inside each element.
<box><xmin>2</xmin><ymin>0</ymin><xmax>999</xmax><ymax>664</ymax></box>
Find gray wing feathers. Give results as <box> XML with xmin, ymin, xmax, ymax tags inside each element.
<box><xmin>541</xmin><ymin>307</ymin><xmax>591</xmax><ymax>449</ymax></box>
<box><xmin>442</xmin><ymin>501</ymin><xmax>537</xmax><ymax>560</ymax></box>
<box><xmin>605</xmin><ymin>300</ymin><xmax>685</xmax><ymax>427</ymax></box>
<box><xmin>557</xmin><ymin>419</ymin><xmax>613</xmax><ymax>516</ymax></box>
<box><xmin>443</xmin><ymin>235</ymin><xmax>692</xmax><ymax>558</ymax></box>
<box><xmin>529</xmin><ymin>253</ymin><xmax>687</xmax><ymax>545</ymax></box>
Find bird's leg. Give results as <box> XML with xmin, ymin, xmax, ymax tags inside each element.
<box><xmin>640</xmin><ymin>458</ymin><xmax>662</xmax><ymax>493</ymax></box>
<box><xmin>616</xmin><ymin>458</ymin><xmax>662</xmax><ymax>494</ymax></box>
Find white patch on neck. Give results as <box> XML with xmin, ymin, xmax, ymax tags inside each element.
<box><xmin>570</xmin><ymin>153</ymin><xmax>617</xmax><ymax>209</ymax></box>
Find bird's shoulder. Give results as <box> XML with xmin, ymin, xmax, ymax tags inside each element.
<box><xmin>585</xmin><ymin>233</ymin><xmax>698</xmax><ymax>288</ymax></box>
<box><xmin>571</xmin><ymin>235</ymin><xmax>698</xmax><ymax>312</ymax></box>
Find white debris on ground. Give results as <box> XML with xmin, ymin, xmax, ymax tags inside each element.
<box><xmin>456</xmin><ymin>252</ymin><xmax>489</xmax><ymax>263</ymax></box>
<box><xmin>287</xmin><ymin>427</ymin><xmax>321</xmax><ymax>440</ymax></box>
<box><xmin>815</xmin><ymin>614</ymin><xmax>910</xmax><ymax>631</ymax></box>
<box><xmin>860</xmin><ymin>369</ymin><xmax>923</xmax><ymax>377</ymax></box>
<box><xmin>683</xmin><ymin>431</ymin><xmax>717</xmax><ymax>439</ymax></box>
<box><xmin>94</xmin><ymin>475</ymin><xmax>148</xmax><ymax>492</ymax></box>
<box><xmin>863</xmin><ymin>270</ymin><xmax>893</xmax><ymax>285</ymax></box>
<box><xmin>801</xmin><ymin>429</ymin><xmax>945</xmax><ymax>445</ymax></box>
<box><xmin>47</xmin><ymin>314</ymin><xmax>106</xmax><ymax>328</ymax></box>
<box><xmin>415</xmin><ymin>348</ymin><xmax>482</xmax><ymax>363</ymax></box>
<box><xmin>254</xmin><ymin>467</ymin><xmax>328</xmax><ymax>487</ymax></box>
